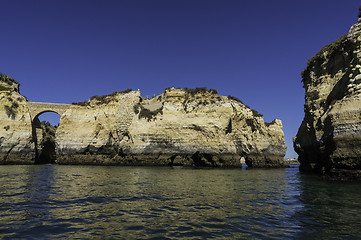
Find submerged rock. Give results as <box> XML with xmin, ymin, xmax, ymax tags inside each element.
<box><xmin>0</xmin><ymin>76</ymin><xmax>287</xmax><ymax>167</ymax></box>
<box><xmin>294</xmin><ymin>18</ymin><xmax>361</xmax><ymax>180</ymax></box>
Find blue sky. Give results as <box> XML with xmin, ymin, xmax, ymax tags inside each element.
<box><xmin>1</xmin><ymin>0</ymin><xmax>359</xmax><ymax>158</ymax></box>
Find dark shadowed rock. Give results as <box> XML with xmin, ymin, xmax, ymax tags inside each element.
<box><xmin>294</xmin><ymin>18</ymin><xmax>361</xmax><ymax>181</ymax></box>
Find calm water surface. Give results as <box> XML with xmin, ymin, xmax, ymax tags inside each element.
<box><xmin>0</xmin><ymin>164</ymin><xmax>360</xmax><ymax>239</ymax></box>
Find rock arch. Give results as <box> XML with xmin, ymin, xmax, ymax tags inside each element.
<box><xmin>27</xmin><ymin>102</ymin><xmax>70</xmax><ymax>121</ymax></box>
<box><xmin>26</xmin><ymin>102</ymin><xmax>71</xmax><ymax>163</ymax></box>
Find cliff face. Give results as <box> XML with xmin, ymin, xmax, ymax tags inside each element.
<box><xmin>0</xmin><ymin>75</ymin><xmax>34</xmax><ymax>164</ymax></box>
<box><xmin>0</xmin><ymin>74</ymin><xmax>286</xmax><ymax>167</ymax></box>
<box><xmin>294</xmin><ymin>20</ymin><xmax>361</xmax><ymax>180</ymax></box>
<box><xmin>57</xmin><ymin>88</ymin><xmax>286</xmax><ymax>167</ymax></box>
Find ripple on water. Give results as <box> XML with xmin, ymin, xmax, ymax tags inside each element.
<box><xmin>0</xmin><ymin>165</ymin><xmax>361</xmax><ymax>239</ymax></box>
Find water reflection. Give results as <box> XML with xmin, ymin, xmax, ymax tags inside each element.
<box><xmin>0</xmin><ymin>165</ymin><xmax>360</xmax><ymax>239</ymax></box>
<box><xmin>293</xmin><ymin>175</ymin><xmax>361</xmax><ymax>239</ymax></box>
<box><xmin>0</xmin><ymin>165</ymin><xmax>60</xmax><ymax>238</ymax></box>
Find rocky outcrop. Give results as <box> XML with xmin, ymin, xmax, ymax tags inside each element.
<box><xmin>0</xmin><ymin>74</ymin><xmax>34</xmax><ymax>164</ymax></box>
<box><xmin>294</xmin><ymin>19</ymin><xmax>361</xmax><ymax>180</ymax></box>
<box><xmin>58</xmin><ymin>88</ymin><xmax>286</xmax><ymax>167</ymax></box>
<box><xmin>0</xmin><ymin>74</ymin><xmax>287</xmax><ymax>167</ymax></box>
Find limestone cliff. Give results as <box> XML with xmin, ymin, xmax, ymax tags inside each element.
<box><xmin>58</xmin><ymin>88</ymin><xmax>286</xmax><ymax>167</ymax></box>
<box><xmin>0</xmin><ymin>74</ymin><xmax>286</xmax><ymax>167</ymax></box>
<box><xmin>0</xmin><ymin>74</ymin><xmax>34</xmax><ymax>164</ymax></box>
<box><xmin>294</xmin><ymin>19</ymin><xmax>361</xmax><ymax>180</ymax></box>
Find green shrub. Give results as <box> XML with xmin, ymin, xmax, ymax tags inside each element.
<box><xmin>227</xmin><ymin>95</ymin><xmax>250</xmax><ymax>108</ymax></box>
<box><xmin>138</xmin><ymin>105</ymin><xmax>163</xmax><ymax>121</ymax></box>
<box><xmin>227</xmin><ymin>95</ymin><xmax>243</xmax><ymax>103</ymax></box>
<box><xmin>133</xmin><ymin>103</ymin><xmax>163</xmax><ymax>121</ymax></box>
<box><xmin>251</xmin><ymin>109</ymin><xmax>263</xmax><ymax>117</ymax></box>
<box><xmin>210</xmin><ymin>89</ymin><xmax>218</xmax><ymax>94</ymax></box>
<box><xmin>72</xmin><ymin>100</ymin><xmax>90</xmax><ymax>106</ymax></box>
<box><xmin>4</xmin><ymin>102</ymin><xmax>18</xmax><ymax>120</ymax></box>
<box><xmin>246</xmin><ymin>119</ymin><xmax>257</xmax><ymax>132</ymax></box>
<box><xmin>40</xmin><ymin>121</ymin><xmax>57</xmax><ymax>135</ymax></box>
<box><xmin>184</xmin><ymin>87</ymin><xmax>218</xmax><ymax>96</ymax></box>
<box><xmin>133</xmin><ymin>103</ymin><xmax>141</xmax><ymax>114</ymax></box>
<box><xmin>72</xmin><ymin>89</ymin><xmax>133</xmax><ymax>106</ymax></box>
<box><xmin>165</xmin><ymin>87</ymin><xmax>182</xmax><ymax>91</ymax></box>
<box><xmin>90</xmin><ymin>89</ymin><xmax>133</xmax><ymax>104</ymax></box>
<box><xmin>302</xmin><ymin>34</ymin><xmax>348</xmax><ymax>77</ymax></box>
<box><xmin>0</xmin><ymin>73</ymin><xmax>18</xmax><ymax>85</ymax></box>
<box><xmin>119</xmin><ymin>89</ymin><xmax>133</xmax><ymax>94</ymax></box>
<box><xmin>12</xmin><ymin>102</ymin><xmax>19</xmax><ymax>108</ymax></box>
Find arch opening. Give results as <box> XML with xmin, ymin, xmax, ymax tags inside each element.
<box><xmin>32</xmin><ymin>111</ymin><xmax>61</xmax><ymax>164</ymax></box>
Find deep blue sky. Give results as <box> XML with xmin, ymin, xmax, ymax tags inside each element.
<box><xmin>1</xmin><ymin>0</ymin><xmax>359</xmax><ymax>158</ymax></box>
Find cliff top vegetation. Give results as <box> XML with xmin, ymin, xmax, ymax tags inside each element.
<box><xmin>303</xmin><ymin>7</ymin><xmax>361</xmax><ymax>78</ymax></box>
<box><xmin>0</xmin><ymin>73</ymin><xmax>18</xmax><ymax>86</ymax></box>
<box><xmin>72</xmin><ymin>89</ymin><xmax>133</xmax><ymax>106</ymax></box>
<box><xmin>301</xmin><ymin>34</ymin><xmax>349</xmax><ymax>78</ymax></box>
<box><xmin>184</xmin><ymin>87</ymin><xmax>218</xmax><ymax>96</ymax></box>
<box><xmin>164</xmin><ymin>87</ymin><xmax>218</xmax><ymax>96</ymax></box>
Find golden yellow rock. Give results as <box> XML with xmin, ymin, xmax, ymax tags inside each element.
<box><xmin>56</xmin><ymin>88</ymin><xmax>286</xmax><ymax>167</ymax></box>
<box><xmin>0</xmin><ymin>77</ymin><xmax>287</xmax><ymax>167</ymax></box>
<box><xmin>0</xmin><ymin>75</ymin><xmax>34</xmax><ymax>163</ymax></box>
<box><xmin>294</xmin><ymin>19</ymin><xmax>361</xmax><ymax>180</ymax></box>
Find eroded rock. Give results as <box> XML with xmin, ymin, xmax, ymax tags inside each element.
<box><xmin>58</xmin><ymin>88</ymin><xmax>286</xmax><ymax>167</ymax></box>
<box><xmin>0</xmin><ymin>74</ymin><xmax>34</xmax><ymax>164</ymax></box>
<box><xmin>0</xmin><ymin>75</ymin><xmax>287</xmax><ymax>167</ymax></box>
<box><xmin>294</xmin><ymin>19</ymin><xmax>361</xmax><ymax>180</ymax></box>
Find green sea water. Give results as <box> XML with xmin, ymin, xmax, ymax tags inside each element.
<box><xmin>0</xmin><ymin>164</ymin><xmax>360</xmax><ymax>239</ymax></box>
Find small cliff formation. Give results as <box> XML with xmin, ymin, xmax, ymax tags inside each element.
<box><xmin>294</xmin><ymin>19</ymin><xmax>361</xmax><ymax>180</ymax></box>
<box><xmin>0</xmin><ymin>75</ymin><xmax>287</xmax><ymax>167</ymax></box>
<box><xmin>0</xmin><ymin>74</ymin><xmax>34</xmax><ymax>164</ymax></box>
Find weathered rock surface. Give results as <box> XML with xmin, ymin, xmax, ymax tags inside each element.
<box><xmin>0</xmin><ymin>74</ymin><xmax>34</xmax><ymax>164</ymax></box>
<box><xmin>0</xmin><ymin>75</ymin><xmax>287</xmax><ymax>167</ymax></box>
<box><xmin>58</xmin><ymin>88</ymin><xmax>286</xmax><ymax>167</ymax></box>
<box><xmin>294</xmin><ymin>19</ymin><xmax>361</xmax><ymax>180</ymax></box>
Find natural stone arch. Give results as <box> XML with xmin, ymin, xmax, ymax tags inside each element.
<box><xmin>27</xmin><ymin>102</ymin><xmax>70</xmax><ymax>120</ymax></box>
<box><xmin>26</xmin><ymin>102</ymin><xmax>71</xmax><ymax>163</ymax></box>
<box><xmin>32</xmin><ymin>110</ymin><xmax>61</xmax><ymax>122</ymax></box>
<box><xmin>32</xmin><ymin>111</ymin><xmax>61</xmax><ymax>164</ymax></box>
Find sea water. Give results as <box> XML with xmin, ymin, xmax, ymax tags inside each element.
<box><xmin>0</xmin><ymin>164</ymin><xmax>360</xmax><ymax>239</ymax></box>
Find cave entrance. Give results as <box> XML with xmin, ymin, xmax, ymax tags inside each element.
<box><xmin>32</xmin><ymin>112</ymin><xmax>61</xmax><ymax>164</ymax></box>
